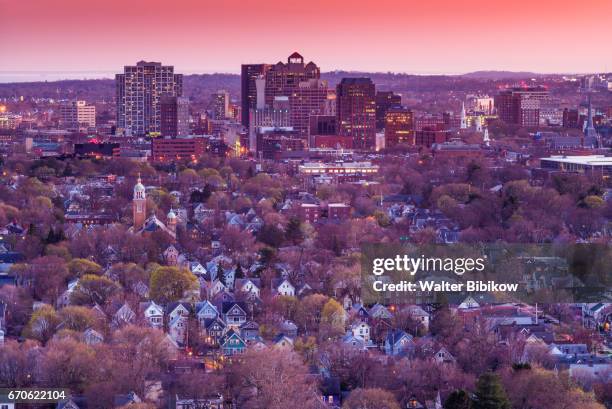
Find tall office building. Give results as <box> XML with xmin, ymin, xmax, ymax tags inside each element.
<box><xmin>211</xmin><ymin>90</ymin><xmax>230</xmax><ymax>119</ymax></box>
<box><xmin>385</xmin><ymin>107</ymin><xmax>414</xmax><ymax>147</ymax></box>
<box><xmin>116</xmin><ymin>61</ymin><xmax>183</xmax><ymax>136</ymax></box>
<box><xmin>494</xmin><ymin>86</ymin><xmax>549</xmax><ymax>127</ymax></box>
<box><xmin>289</xmin><ymin>79</ymin><xmax>330</xmax><ymax>141</ymax></box>
<box><xmin>59</xmin><ymin>100</ymin><xmax>96</xmax><ymax>129</ymax></box>
<box><xmin>336</xmin><ymin>78</ymin><xmax>376</xmax><ymax>150</ymax></box>
<box><xmin>241</xmin><ymin>64</ymin><xmax>269</xmax><ymax>129</ymax></box>
<box><xmin>160</xmin><ymin>96</ymin><xmax>190</xmax><ymax>137</ymax></box>
<box><xmin>375</xmin><ymin>91</ymin><xmax>402</xmax><ymax>131</ymax></box>
<box><xmin>265</xmin><ymin>52</ymin><xmax>320</xmax><ymax>107</ymax></box>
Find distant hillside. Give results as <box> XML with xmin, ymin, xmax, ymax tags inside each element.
<box><xmin>462</xmin><ymin>70</ymin><xmax>546</xmax><ymax>79</ymax></box>
<box><xmin>0</xmin><ymin>71</ymin><xmax>563</xmax><ymax>102</ymax></box>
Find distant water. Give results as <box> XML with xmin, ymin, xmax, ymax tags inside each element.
<box><xmin>0</xmin><ymin>71</ymin><xmax>116</xmax><ymax>83</ymax></box>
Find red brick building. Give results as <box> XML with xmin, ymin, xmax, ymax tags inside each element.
<box><xmin>150</xmin><ymin>136</ymin><xmax>206</xmax><ymax>162</ymax></box>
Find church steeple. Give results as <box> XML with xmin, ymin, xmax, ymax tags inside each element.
<box><xmin>460</xmin><ymin>101</ymin><xmax>467</xmax><ymax>129</ymax></box>
<box><xmin>133</xmin><ymin>173</ymin><xmax>146</xmax><ymax>230</ymax></box>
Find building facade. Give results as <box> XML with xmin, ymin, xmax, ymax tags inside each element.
<box><xmin>116</xmin><ymin>61</ymin><xmax>183</xmax><ymax>136</ymax></box>
<box><xmin>160</xmin><ymin>96</ymin><xmax>189</xmax><ymax>137</ymax></box>
<box><xmin>336</xmin><ymin>78</ymin><xmax>376</xmax><ymax>150</ymax></box>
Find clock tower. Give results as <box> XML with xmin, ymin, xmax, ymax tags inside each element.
<box><xmin>133</xmin><ymin>174</ymin><xmax>146</xmax><ymax>230</ymax></box>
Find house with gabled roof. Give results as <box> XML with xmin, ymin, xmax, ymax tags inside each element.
<box><xmin>220</xmin><ymin>329</ymin><xmax>246</xmax><ymax>356</ymax></box>
<box><xmin>234</xmin><ymin>278</ymin><xmax>261</xmax><ymax>298</ymax></box>
<box><xmin>140</xmin><ymin>301</ymin><xmax>164</xmax><ymax>329</ymax></box>
<box><xmin>273</xmin><ymin>334</ymin><xmax>294</xmax><ymax>351</ymax></box>
<box><xmin>83</xmin><ymin>328</ymin><xmax>104</xmax><ymax>345</ymax></box>
<box><xmin>433</xmin><ymin>347</ymin><xmax>456</xmax><ymax>364</ymax></box>
<box><xmin>222</xmin><ymin>302</ymin><xmax>247</xmax><ymax>328</ymax></box>
<box><xmin>350</xmin><ymin>321</ymin><xmax>371</xmax><ymax>343</ymax></box>
<box><xmin>169</xmin><ymin>314</ymin><xmax>188</xmax><ymax>346</ymax></box>
<box><xmin>203</xmin><ymin>317</ymin><xmax>226</xmax><ymax>346</ymax></box>
<box><xmin>167</xmin><ymin>302</ymin><xmax>191</xmax><ymax>324</ymax></box>
<box><xmin>195</xmin><ymin>300</ymin><xmax>218</xmax><ymax>324</ymax></box>
<box><xmin>272</xmin><ymin>278</ymin><xmax>296</xmax><ymax>297</ymax></box>
<box><xmin>384</xmin><ymin>329</ymin><xmax>414</xmax><ymax>356</ymax></box>
<box><xmin>369</xmin><ymin>303</ymin><xmax>393</xmax><ymax>320</ymax></box>
<box><xmin>240</xmin><ymin>321</ymin><xmax>260</xmax><ymax>341</ymax></box>
<box><xmin>112</xmin><ymin>302</ymin><xmax>135</xmax><ymax>328</ymax></box>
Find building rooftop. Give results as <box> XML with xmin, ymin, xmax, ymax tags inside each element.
<box><xmin>541</xmin><ymin>155</ymin><xmax>612</xmax><ymax>166</ymax></box>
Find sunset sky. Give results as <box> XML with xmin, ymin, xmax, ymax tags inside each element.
<box><xmin>1</xmin><ymin>0</ymin><xmax>611</xmax><ymax>79</ymax></box>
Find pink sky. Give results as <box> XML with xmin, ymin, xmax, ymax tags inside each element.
<box><xmin>1</xmin><ymin>0</ymin><xmax>611</xmax><ymax>76</ymax></box>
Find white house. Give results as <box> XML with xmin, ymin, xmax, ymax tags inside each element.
<box><xmin>274</xmin><ymin>279</ymin><xmax>295</xmax><ymax>297</ymax></box>
<box><xmin>351</xmin><ymin>321</ymin><xmax>371</xmax><ymax>343</ymax></box>
<box><xmin>141</xmin><ymin>301</ymin><xmax>164</xmax><ymax>328</ymax></box>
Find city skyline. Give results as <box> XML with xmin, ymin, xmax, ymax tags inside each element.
<box><xmin>1</xmin><ymin>0</ymin><xmax>612</xmax><ymax>82</ymax></box>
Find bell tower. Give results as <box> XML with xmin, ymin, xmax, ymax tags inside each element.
<box><xmin>133</xmin><ymin>173</ymin><xmax>146</xmax><ymax>230</ymax></box>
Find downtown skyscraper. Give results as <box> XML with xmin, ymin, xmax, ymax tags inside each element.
<box><xmin>116</xmin><ymin>61</ymin><xmax>183</xmax><ymax>136</ymax></box>
<box><xmin>336</xmin><ymin>78</ymin><xmax>376</xmax><ymax>150</ymax></box>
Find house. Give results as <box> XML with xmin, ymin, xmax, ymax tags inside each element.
<box><xmin>222</xmin><ymin>302</ymin><xmax>247</xmax><ymax>328</ymax></box>
<box><xmin>167</xmin><ymin>302</ymin><xmax>192</xmax><ymax>324</ymax></box>
<box><xmin>350</xmin><ymin>321</ymin><xmax>371</xmax><ymax>343</ymax></box>
<box><xmin>384</xmin><ymin>329</ymin><xmax>414</xmax><ymax>356</ymax></box>
<box><xmin>405</xmin><ymin>305</ymin><xmax>430</xmax><ymax>330</ymax></box>
<box><xmin>169</xmin><ymin>314</ymin><xmax>189</xmax><ymax>346</ymax></box>
<box><xmin>351</xmin><ymin>303</ymin><xmax>370</xmax><ymax>321</ymax></box>
<box><xmin>140</xmin><ymin>301</ymin><xmax>164</xmax><ymax>328</ymax></box>
<box><xmin>369</xmin><ymin>303</ymin><xmax>393</xmax><ymax>320</ymax></box>
<box><xmin>196</xmin><ymin>300</ymin><xmax>219</xmax><ymax>324</ymax></box>
<box><xmin>0</xmin><ymin>328</ymin><xmax>4</xmax><ymax>344</ymax></box>
<box><xmin>273</xmin><ymin>334</ymin><xmax>294</xmax><ymax>351</ymax></box>
<box><xmin>341</xmin><ymin>333</ymin><xmax>368</xmax><ymax>350</ymax></box>
<box><xmin>206</xmin><ymin>279</ymin><xmax>226</xmax><ymax>298</ymax></box>
<box><xmin>82</xmin><ymin>328</ymin><xmax>104</xmax><ymax>345</ymax></box>
<box><xmin>203</xmin><ymin>318</ymin><xmax>226</xmax><ymax>346</ymax></box>
<box><xmin>239</xmin><ymin>321</ymin><xmax>260</xmax><ymax>341</ymax></box>
<box><xmin>164</xmin><ymin>245</ymin><xmax>180</xmax><ymax>266</ymax></box>
<box><xmin>234</xmin><ymin>278</ymin><xmax>261</xmax><ymax>298</ymax></box>
<box><xmin>220</xmin><ymin>329</ymin><xmax>246</xmax><ymax>356</ymax></box>
<box><xmin>433</xmin><ymin>347</ymin><xmax>456</xmax><ymax>364</ymax></box>
<box><xmin>112</xmin><ymin>303</ymin><xmax>136</xmax><ymax>328</ymax></box>
<box><xmin>457</xmin><ymin>295</ymin><xmax>480</xmax><ymax>310</ymax></box>
<box><xmin>189</xmin><ymin>262</ymin><xmax>207</xmax><ymax>276</ymax></box>
<box><xmin>273</xmin><ymin>279</ymin><xmax>296</xmax><ymax>297</ymax></box>
<box><xmin>279</xmin><ymin>320</ymin><xmax>298</xmax><ymax>338</ymax></box>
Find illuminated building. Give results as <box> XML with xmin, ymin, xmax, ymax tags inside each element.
<box><xmin>160</xmin><ymin>96</ymin><xmax>190</xmax><ymax>137</ymax></box>
<box><xmin>540</xmin><ymin>155</ymin><xmax>612</xmax><ymax>176</ymax></box>
<box><xmin>59</xmin><ymin>100</ymin><xmax>96</xmax><ymax>129</ymax></box>
<box><xmin>151</xmin><ymin>136</ymin><xmax>206</xmax><ymax>162</ymax></box>
<box><xmin>384</xmin><ymin>107</ymin><xmax>414</xmax><ymax>147</ymax></box>
<box><xmin>289</xmin><ymin>79</ymin><xmax>330</xmax><ymax>142</ymax></box>
<box><xmin>494</xmin><ymin>86</ymin><xmax>549</xmax><ymax>127</ymax></box>
<box><xmin>264</xmin><ymin>52</ymin><xmax>320</xmax><ymax>107</ymax></box>
<box><xmin>336</xmin><ymin>78</ymin><xmax>376</xmax><ymax>150</ymax></box>
<box><xmin>241</xmin><ymin>64</ymin><xmax>269</xmax><ymax>129</ymax></box>
<box><xmin>116</xmin><ymin>61</ymin><xmax>183</xmax><ymax>136</ymax></box>
<box><xmin>255</xmin><ymin>126</ymin><xmax>304</xmax><ymax>160</ymax></box>
<box><xmin>376</xmin><ymin>91</ymin><xmax>402</xmax><ymax>131</ymax></box>
<box><xmin>211</xmin><ymin>90</ymin><xmax>230</xmax><ymax>119</ymax></box>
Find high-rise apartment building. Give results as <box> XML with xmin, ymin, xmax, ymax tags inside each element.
<box><xmin>264</xmin><ymin>52</ymin><xmax>320</xmax><ymax>107</ymax></box>
<box><xmin>494</xmin><ymin>86</ymin><xmax>549</xmax><ymax>127</ymax></box>
<box><xmin>385</xmin><ymin>107</ymin><xmax>414</xmax><ymax>147</ymax></box>
<box><xmin>336</xmin><ymin>78</ymin><xmax>376</xmax><ymax>150</ymax></box>
<box><xmin>211</xmin><ymin>90</ymin><xmax>230</xmax><ymax>119</ymax></box>
<box><xmin>116</xmin><ymin>61</ymin><xmax>183</xmax><ymax>136</ymax></box>
<box><xmin>375</xmin><ymin>91</ymin><xmax>402</xmax><ymax>131</ymax></box>
<box><xmin>160</xmin><ymin>96</ymin><xmax>190</xmax><ymax>137</ymax></box>
<box><xmin>59</xmin><ymin>100</ymin><xmax>96</xmax><ymax>129</ymax></box>
<box><xmin>241</xmin><ymin>64</ymin><xmax>269</xmax><ymax>129</ymax></box>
